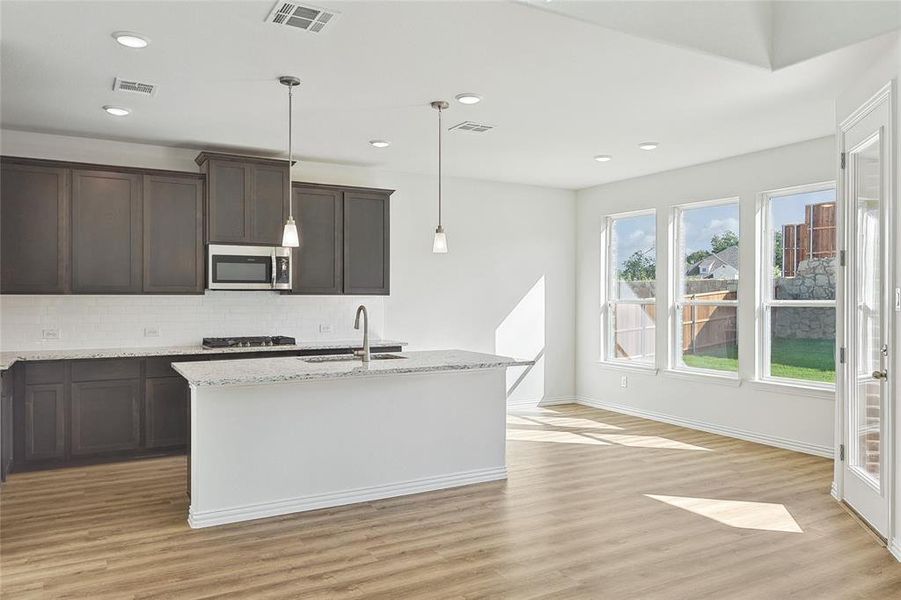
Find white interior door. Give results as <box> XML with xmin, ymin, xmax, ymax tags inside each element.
<box><xmin>841</xmin><ymin>91</ymin><xmax>892</xmax><ymax>537</ymax></box>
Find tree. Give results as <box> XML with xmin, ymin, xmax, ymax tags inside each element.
<box><xmin>685</xmin><ymin>249</ymin><xmax>711</xmax><ymax>267</ymax></box>
<box><xmin>710</xmin><ymin>230</ymin><xmax>739</xmax><ymax>253</ymax></box>
<box><xmin>619</xmin><ymin>250</ymin><xmax>656</xmax><ymax>281</ymax></box>
<box><xmin>773</xmin><ymin>231</ymin><xmax>783</xmax><ymax>274</ymax></box>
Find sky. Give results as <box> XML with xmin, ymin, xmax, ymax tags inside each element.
<box><xmin>610</xmin><ymin>188</ymin><xmax>835</xmax><ymax>272</ymax></box>
<box><xmin>770</xmin><ymin>188</ymin><xmax>835</xmax><ymax>229</ymax></box>
<box><xmin>611</xmin><ymin>214</ymin><xmax>655</xmax><ymax>270</ymax></box>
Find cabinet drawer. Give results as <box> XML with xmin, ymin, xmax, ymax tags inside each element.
<box><xmin>71</xmin><ymin>359</ymin><xmax>141</xmax><ymax>382</ymax></box>
<box><xmin>25</xmin><ymin>362</ymin><xmax>66</xmax><ymax>384</ymax></box>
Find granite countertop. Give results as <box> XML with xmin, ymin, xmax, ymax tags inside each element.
<box><xmin>0</xmin><ymin>339</ymin><xmax>408</xmax><ymax>371</ymax></box>
<box><xmin>172</xmin><ymin>349</ymin><xmax>534</xmax><ymax>387</ymax></box>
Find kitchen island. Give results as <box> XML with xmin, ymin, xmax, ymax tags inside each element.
<box><xmin>173</xmin><ymin>350</ymin><xmax>532</xmax><ymax>528</ymax></box>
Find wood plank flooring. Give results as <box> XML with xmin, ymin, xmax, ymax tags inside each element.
<box><xmin>2</xmin><ymin>404</ymin><xmax>900</xmax><ymax>599</ymax></box>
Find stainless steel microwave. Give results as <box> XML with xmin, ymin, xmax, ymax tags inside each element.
<box><xmin>207</xmin><ymin>245</ymin><xmax>292</xmax><ymax>291</ymax></box>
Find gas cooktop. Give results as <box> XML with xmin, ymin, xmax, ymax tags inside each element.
<box><xmin>202</xmin><ymin>336</ymin><xmax>296</xmax><ymax>349</ymax></box>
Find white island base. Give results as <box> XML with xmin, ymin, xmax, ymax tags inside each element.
<box><xmin>186</xmin><ymin>365</ymin><xmax>509</xmax><ymax>528</ymax></box>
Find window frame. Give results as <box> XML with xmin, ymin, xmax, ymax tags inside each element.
<box><xmin>670</xmin><ymin>197</ymin><xmax>741</xmax><ymax>378</ymax></box>
<box><xmin>600</xmin><ymin>208</ymin><xmax>658</xmax><ymax>368</ymax></box>
<box><xmin>756</xmin><ymin>181</ymin><xmax>837</xmax><ymax>390</ymax></box>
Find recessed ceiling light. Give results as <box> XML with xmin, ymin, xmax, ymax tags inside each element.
<box><xmin>369</xmin><ymin>140</ymin><xmax>390</xmax><ymax>148</ymax></box>
<box><xmin>594</xmin><ymin>155</ymin><xmax>612</xmax><ymax>162</ymax></box>
<box><xmin>113</xmin><ymin>32</ymin><xmax>149</xmax><ymax>49</ymax></box>
<box><xmin>638</xmin><ymin>141</ymin><xmax>659</xmax><ymax>150</ymax></box>
<box><xmin>103</xmin><ymin>105</ymin><xmax>131</xmax><ymax>117</ymax></box>
<box><xmin>455</xmin><ymin>93</ymin><xmax>482</xmax><ymax>105</ymax></box>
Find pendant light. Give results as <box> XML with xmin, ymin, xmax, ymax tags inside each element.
<box><xmin>431</xmin><ymin>100</ymin><xmax>449</xmax><ymax>253</ymax></box>
<box><xmin>279</xmin><ymin>75</ymin><xmax>301</xmax><ymax>248</ymax></box>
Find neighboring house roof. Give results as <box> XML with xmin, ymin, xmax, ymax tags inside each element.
<box><xmin>686</xmin><ymin>245</ymin><xmax>739</xmax><ymax>277</ymax></box>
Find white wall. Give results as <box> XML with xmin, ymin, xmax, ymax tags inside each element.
<box><xmin>0</xmin><ymin>129</ymin><xmax>576</xmax><ymax>405</ymax></box>
<box><xmin>575</xmin><ymin>136</ymin><xmax>836</xmax><ymax>455</ymax></box>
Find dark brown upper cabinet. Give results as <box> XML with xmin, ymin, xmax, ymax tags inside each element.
<box><xmin>196</xmin><ymin>152</ymin><xmax>289</xmax><ymax>246</ymax></box>
<box><xmin>0</xmin><ymin>162</ymin><xmax>70</xmax><ymax>294</ymax></box>
<box><xmin>343</xmin><ymin>190</ymin><xmax>390</xmax><ymax>295</ymax></box>
<box><xmin>291</xmin><ymin>185</ymin><xmax>343</xmax><ymax>295</ymax></box>
<box><xmin>290</xmin><ymin>183</ymin><xmax>392</xmax><ymax>296</ymax></box>
<box><xmin>71</xmin><ymin>169</ymin><xmax>143</xmax><ymax>294</ymax></box>
<box><xmin>143</xmin><ymin>174</ymin><xmax>204</xmax><ymax>293</ymax></box>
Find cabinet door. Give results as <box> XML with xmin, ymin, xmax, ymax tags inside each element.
<box><xmin>343</xmin><ymin>191</ymin><xmax>390</xmax><ymax>295</ymax></box>
<box><xmin>23</xmin><ymin>383</ymin><xmax>66</xmax><ymax>461</ymax></box>
<box><xmin>2</xmin><ymin>371</ymin><xmax>14</xmax><ymax>480</ymax></box>
<box><xmin>292</xmin><ymin>186</ymin><xmax>342</xmax><ymax>294</ymax></box>
<box><xmin>0</xmin><ymin>163</ymin><xmax>69</xmax><ymax>293</ymax></box>
<box><xmin>145</xmin><ymin>377</ymin><xmax>188</xmax><ymax>449</ymax></box>
<box><xmin>143</xmin><ymin>175</ymin><xmax>204</xmax><ymax>293</ymax></box>
<box><xmin>251</xmin><ymin>164</ymin><xmax>289</xmax><ymax>245</ymax></box>
<box><xmin>207</xmin><ymin>160</ymin><xmax>251</xmax><ymax>243</ymax></box>
<box><xmin>71</xmin><ymin>170</ymin><xmax>142</xmax><ymax>293</ymax></box>
<box><xmin>70</xmin><ymin>380</ymin><xmax>141</xmax><ymax>456</ymax></box>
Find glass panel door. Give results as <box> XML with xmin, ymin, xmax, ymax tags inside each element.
<box><xmin>840</xmin><ymin>87</ymin><xmax>891</xmax><ymax>538</ymax></box>
<box><xmin>850</xmin><ymin>135</ymin><xmax>883</xmax><ymax>489</ymax></box>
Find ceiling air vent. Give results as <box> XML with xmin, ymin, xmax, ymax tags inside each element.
<box><xmin>265</xmin><ymin>2</ymin><xmax>340</xmax><ymax>33</ymax></box>
<box><xmin>448</xmin><ymin>121</ymin><xmax>495</xmax><ymax>134</ymax></box>
<box><xmin>113</xmin><ymin>77</ymin><xmax>157</xmax><ymax>97</ymax></box>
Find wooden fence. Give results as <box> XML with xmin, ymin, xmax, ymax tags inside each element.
<box><xmin>681</xmin><ymin>291</ymin><xmax>736</xmax><ymax>354</ymax></box>
<box><xmin>782</xmin><ymin>202</ymin><xmax>836</xmax><ymax>277</ymax></box>
<box><xmin>612</xmin><ymin>291</ymin><xmax>737</xmax><ymax>358</ymax></box>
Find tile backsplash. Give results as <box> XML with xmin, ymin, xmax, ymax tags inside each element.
<box><xmin>0</xmin><ymin>292</ymin><xmax>385</xmax><ymax>351</ymax></box>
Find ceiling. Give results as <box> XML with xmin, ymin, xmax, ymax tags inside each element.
<box><xmin>1</xmin><ymin>1</ymin><xmax>898</xmax><ymax>190</ymax></box>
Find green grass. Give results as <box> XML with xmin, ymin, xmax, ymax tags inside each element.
<box><xmin>682</xmin><ymin>337</ymin><xmax>835</xmax><ymax>383</ymax></box>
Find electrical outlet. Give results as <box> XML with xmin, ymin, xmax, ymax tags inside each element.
<box><xmin>620</xmin><ymin>375</ymin><xmax>628</xmax><ymax>388</ymax></box>
<box><xmin>144</xmin><ymin>327</ymin><xmax>160</xmax><ymax>338</ymax></box>
<box><xmin>41</xmin><ymin>328</ymin><xmax>60</xmax><ymax>341</ymax></box>
<box><xmin>319</xmin><ymin>323</ymin><xmax>334</xmax><ymax>334</ymax></box>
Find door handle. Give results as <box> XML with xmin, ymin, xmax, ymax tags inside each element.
<box><xmin>872</xmin><ymin>370</ymin><xmax>888</xmax><ymax>380</ymax></box>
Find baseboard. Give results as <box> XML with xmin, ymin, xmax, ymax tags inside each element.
<box><xmin>539</xmin><ymin>396</ymin><xmax>577</xmax><ymax>407</ymax></box>
<box><xmin>506</xmin><ymin>396</ymin><xmax>576</xmax><ymax>408</ymax></box>
<box><xmin>188</xmin><ymin>465</ymin><xmax>507</xmax><ymax>529</ymax></box>
<box><xmin>889</xmin><ymin>538</ymin><xmax>901</xmax><ymax>562</ymax></box>
<box><xmin>830</xmin><ymin>481</ymin><xmax>840</xmax><ymax>501</ymax></box>
<box><xmin>574</xmin><ymin>395</ymin><xmax>833</xmax><ymax>458</ymax></box>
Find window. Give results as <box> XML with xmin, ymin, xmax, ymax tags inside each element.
<box><xmin>603</xmin><ymin>211</ymin><xmax>656</xmax><ymax>366</ymax></box>
<box><xmin>759</xmin><ymin>183</ymin><xmax>836</xmax><ymax>386</ymax></box>
<box><xmin>673</xmin><ymin>200</ymin><xmax>740</xmax><ymax>374</ymax></box>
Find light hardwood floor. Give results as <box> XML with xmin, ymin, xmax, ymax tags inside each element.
<box><xmin>2</xmin><ymin>404</ymin><xmax>900</xmax><ymax>599</ymax></box>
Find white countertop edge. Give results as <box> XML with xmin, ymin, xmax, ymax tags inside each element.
<box><xmin>173</xmin><ymin>350</ymin><xmax>534</xmax><ymax>387</ymax></box>
<box><xmin>0</xmin><ymin>339</ymin><xmax>408</xmax><ymax>370</ymax></box>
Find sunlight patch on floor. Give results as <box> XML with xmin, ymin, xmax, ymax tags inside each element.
<box><xmin>588</xmin><ymin>433</ymin><xmax>711</xmax><ymax>451</ymax></box>
<box><xmin>507</xmin><ymin>429</ymin><xmax>611</xmax><ymax>445</ymax></box>
<box><xmin>520</xmin><ymin>415</ymin><xmax>623</xmax><ymax>430</ymax></box>
<box><xmin>645</xmin><ymin>494</ymin><xmax>803</xmax><ymax>533</ymax></box>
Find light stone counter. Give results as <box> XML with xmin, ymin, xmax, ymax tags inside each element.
<box><xmin>0</xmin><ymin>339</ymin><xmax>407</xmax><ymax>371</ymax></box>
<box><xmin>173</xmin><ymin>349</ymin><xmax>533</xmax><ymax>387</ymax></box>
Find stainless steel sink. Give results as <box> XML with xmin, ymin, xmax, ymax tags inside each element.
<box><xmin>302</xmin><ymin>354</ymin><xmax>406</xmax><ymax>363</ymax></box>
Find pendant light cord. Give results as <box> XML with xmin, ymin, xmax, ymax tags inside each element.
<box><xmin>287</xmin><ymin>83</ymin><xmax>294</xmax><ymax>220</ymax></box>
<box><xmin>437</xmin><ymin>104</ymin><xmax>442</xmax><ymax>228</ymax></box>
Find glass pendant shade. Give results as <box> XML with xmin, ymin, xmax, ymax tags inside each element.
<box><xmin>432</xmin><ymin>226</ymin><xmax>448</xmax><ymax>254</ymax></box>
<box><xmin>282</xmin><ymin>216</ymin><xmax>300</xmax><ymax>248</ymax></box>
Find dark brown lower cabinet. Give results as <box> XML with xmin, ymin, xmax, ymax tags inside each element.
<box><xmin>23</xmin><ymin>383</ymin><xmax>66</xmax><ymax>461</ymax></box>
<box><xmin>70</xmin><ymin>379</ymin><xmax>141</xmax><ymax>456</ymax></box>
<box><xmin>1</xmin><ymin>371</ymin><xmax>14</xmax><ymax>481</ymax></box>
<box><xmin>145</xmin><ymin>377</ymin><xmax>188</xmax><ymax>449</ymax></box>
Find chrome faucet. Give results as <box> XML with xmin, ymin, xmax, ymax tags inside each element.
<box><xmin>353</xmin><ymin>305</ymin><xmax>370</xmax><ymax>362</ymax></box>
